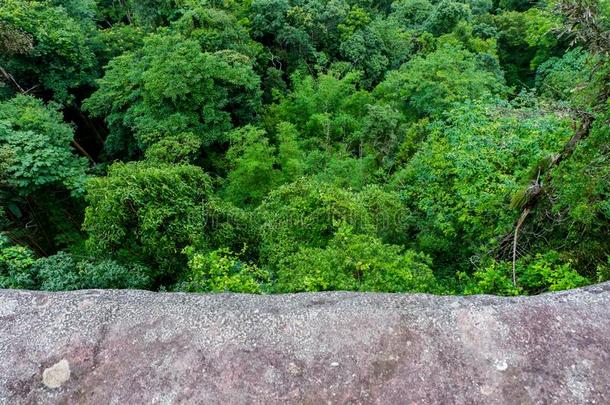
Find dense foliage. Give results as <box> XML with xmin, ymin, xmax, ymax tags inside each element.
<box><xmin>1</xmin><ymin>0</ymin><xmax>608</xmax><ymax>295</ymax></box>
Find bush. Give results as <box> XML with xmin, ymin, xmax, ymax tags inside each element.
<box><xmin>256</xmin><ymin>178</ymin><xmax>375</xmax><ymax>266</ymax></box>
<box><xmin>34</xmin><ymin>252</ymin><xmax>80</xmax><ymax>291</ymax></box>
<box><xmin>175</xmin><ymin>248</ymin><xmax>268</xmax><ymax>293</ymax></box>
<box><xmin>0</xmin><ymin>236</ymin><xmax>37</xmax><ymax>289</ymax></box>
<box><xmin>275</xmin><ymin>226</ymin><xmax>437</xmax><ymax>293</ymax></box>
<box><xmin>519</xmin><ymin>251</ymin><xmax>590</xmax><ymax>293</ymax></box>
<box><xmin>203</xmin><ymin>198</ymin><xmax>261</xmax><ymax>261</ymax></box>
<box><xmin>464</xmin><ymin>251</ymin><xmax>590</xmax><ymax>296</ymax></box>
<box><xmin>461</xmin><ymin>262</ymin><xmax>519</xmax><ymax>296</ymax></box>
<box><xmin>0</xmin><ymin>238</ymin><xmax>153</xmax><ymax>291</ymax></box>
<box><xmin>597</xmin><ymin>257</ymin><xmax>610</xmax><ymax>283</ymax></box>
<box><xmin>33</xmin><ymin>252</ymin><xmax>153</xmax><ymax>291</ymax></box>
<box><xmin>83</xmin><ymin>162</ymin><xmax>212</xmax><ymax>278</ymax></box>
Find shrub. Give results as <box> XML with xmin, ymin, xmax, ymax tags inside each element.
<box><xmin>0</xmin><ymin>236</ymin><xmax>37</xmax><ymax>289</ymax></box>
<box><xmin>33</xmin><ymin>252</ymin><xmax>153</xmax><ymax>291</ymax></box>
<box><xmin>256</xmin><ymin>178</ymin><xmax>374</xmax><ymax>266</ymax></box>
<box><xmin>0</xmin><ymin>240</ymin><xmax>153</xmax><ymax>291</ymax></box>
<box><xmin>175</xmin><ymin>248</ymin><xmax>268</xmax><ymax>293</ymax></box>
<box><xmin>83</xmin><ymin>162</ymin><xmax>212</xmax><ymax>278</ymax></box>
<box><xmin>464</xmin><ymin>251</ymin><xmax>590</xmax><ymax>295</ymax></box>
<box><xmin>275</xmin><ymin>226</ymin><xmax>437</xmax><ymax>293</ymax></box>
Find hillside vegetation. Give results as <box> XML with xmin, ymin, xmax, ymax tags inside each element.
<box><xmin>1</xmin><ymin>0</ymin><xmax>608</xmax><ymax>295</ymax></box>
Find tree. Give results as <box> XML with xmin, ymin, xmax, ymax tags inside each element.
<box><xmin>222</xmin><ymin>126</ymin><xmax>279</xmax><ymax>207</ymax></box>
<box><xmin>83</xmin><ymin>162</ymin><xmax>212</xmax><ymax>279</ymax></box>
<box><xmin>0</xmin><ymin>95</ymin><xmax>87</xmax><ymax>195</ymax></box>
<box><xmin>256</xmin><ymin>178</ymin><xmax>375</xmax><ymax>266</ymax></box>
<box><xmin>355</xmin><ymin>103</ymin><xmax>405</xmax><ymax>168</ymax></box>
<box><xmin>0</xmin><ymin>0</ymin><xmax>97</xmax><ymax>103</ymax></box>
<box><xmin>490</xmin><ymin>7</ymin><xmax>563</xmax><ymax>88</ymax></box>
<box><xmin>171</xmin><ymin>6</ymin><xmax>261</xmax><ymax>58</ymax></box>
<box><xmin>275</xmin><ymin>225</ymin><xmax>437</xmax><ymax>293</ymax></box>
<box><xmin>0</xmin><ymin>95</ymin><xmax>88</xmax><ymax>254</ymax></box>
<box><xmin>266</xmin><ymin>71</ymin><xmax>372</xmax><ymax>149</ymax></box>
<box><xmin>0</xmin><ymin>0</ymin><xmax>606</xmax><ymax>296</ymax></box>
<box><xmin>536</xmin><ymin>48</ymin><xmax>594</xmax><ymax>106</ymax></box>
<box><xmin>249</xmin><ymin>0</ymin><xmax>319</xmax><ymax>71</ymax></box>
<box><xmin>391</xmin><ymin>101</ymin><xmax>571</xmax><ymax>275</ymax></box>
<box><xmin>276</xmin><ymin>121</ymin><xmax>305</xmax><ymax>181</ymax></box>
<box><xmin>0</xmin><ymin>21</ymin><xmax>33</xmax><ymax>56</ymax></box>
<box><xmin>390</xmin><ymin>0</ymin><xmax>434</xmax><ymax>30</ymax></box>
<box><xmin>424</xmin><ymin>0</ymin><xmax>472</xmax><ymax>36</ymax></box>
<box><xmin>339</xmin><ymin>17</ymin><xmax>413</xmax><ymax>86</ymax></box>
<box><xmin>375</xmin><ymin>44</ymin><xmax>507</xmax><ymax>117</ymax></box>
<box><xmin>523</xmin><ymin>114</ymin><xmax>610</xmax><ymax>276</ymax></box>
<box><xmin>84</xmin><ymin>32</ymin><xmax>261</xmax><ymax>157</ymax></box>
<box><xmin>496</xmin><ymin>0</ymin><xmax>610</xmax><ymax>281</ymax></box>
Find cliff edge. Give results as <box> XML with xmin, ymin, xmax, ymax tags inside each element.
<box><xmin>1</xmin><ymin>284</ymin><xmax>610</xmax><ymax>404</ymax></box>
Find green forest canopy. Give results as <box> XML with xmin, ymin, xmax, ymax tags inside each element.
<box><xmin>0</xmin><ymin>0</ymin><xmax>608</xmax><ymax>295</ymax></box>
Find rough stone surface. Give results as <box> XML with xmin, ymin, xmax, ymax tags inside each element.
<box><xmin>1</xmin><ymin>283</ymin><xmax>610</xmax><ymax>404</ymax></box>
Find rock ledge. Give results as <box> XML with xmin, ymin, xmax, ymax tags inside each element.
<box><xmin>1</xmin><ymin>284</ymin><xmax>610</xmax><ymax>404</ymax></box>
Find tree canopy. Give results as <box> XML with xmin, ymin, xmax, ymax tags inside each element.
<box><xmin>1</xmin><ymin>0</ymin><xmax>608</xmax><ymax>295</ymax></box>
